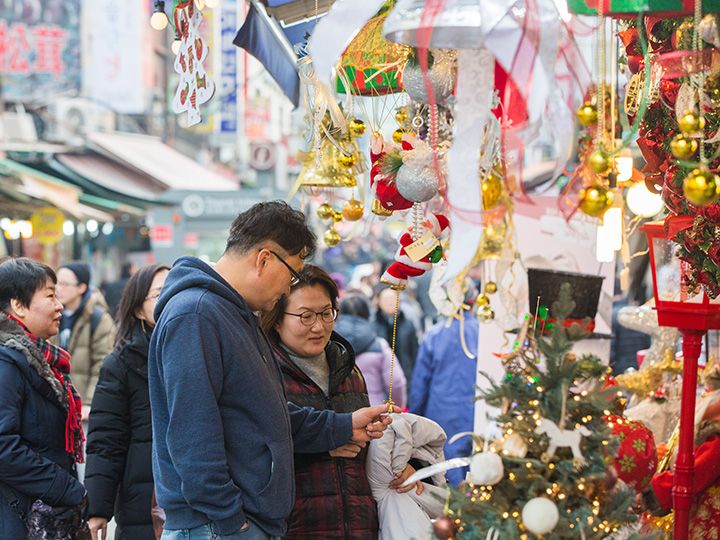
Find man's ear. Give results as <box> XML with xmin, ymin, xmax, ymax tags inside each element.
<box><xmin>78</xmin><ymin>283</ymin><xmax>88</xmax><ymax>296</ymax></box>
<box><xmin>256</xmin><ymin>248</ymin><xmax>271</xmax><ymax>276</ymax></box>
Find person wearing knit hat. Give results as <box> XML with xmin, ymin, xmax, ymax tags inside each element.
<box><xmin>55</xmin><ymin>262</ymin><xmax>115</xmax><ymax>423</ymax></box>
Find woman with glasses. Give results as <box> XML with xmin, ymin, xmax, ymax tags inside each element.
<box><xmin>85</xmin><ymin>264</ymin><xmax>169</xmax><ymax>540</ymax></box>
<box><xmin>261</xmin><ymin>265</ymin><xmax>379</xmax><ymax>539</ymax></box>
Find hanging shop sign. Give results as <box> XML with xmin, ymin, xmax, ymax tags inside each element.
<box><xmin>219</xmin><ymin>5</ymin><xmax>238</xmax><ymax>134</ymax></box>
<box><xmin>30</xmin><ymin>207</ymin><xmax>64</xmax><ymax>246</ymax></box>
<box><xmin>0</xmin><ymin>0</ymin><xmax>81</xmax><ymax>103</ymax></box>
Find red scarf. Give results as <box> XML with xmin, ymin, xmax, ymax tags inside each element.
<box><xmin>5</xmin><ymin>313</ymin><xmax>85</xmax><ymax>463</ymax></box>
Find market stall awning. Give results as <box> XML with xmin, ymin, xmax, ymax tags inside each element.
<box><xmin>86</xmin><ymin>131</ymin><xmax>239</xmax><ymax>192</ymax></box>
<box><xmin>0</xmin><ymin>158</ymin><xmax>115</xmax><ymax>221</ymax></box>
<box><xmin>56</xmin><ymin>153</ymin><xmax>166</xmax><ymax>202</ymax></box>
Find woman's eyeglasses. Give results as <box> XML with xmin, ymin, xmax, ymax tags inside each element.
<box><xmin>284</xmin><ymin>308</ymin><xmax>337</xmax><ymax>326</ymax></box>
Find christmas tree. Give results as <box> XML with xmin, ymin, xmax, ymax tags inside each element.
<box><xmin>437</xmin><ymin>283</ymin><xmax>641</xmax><ymax>539</ymax></box>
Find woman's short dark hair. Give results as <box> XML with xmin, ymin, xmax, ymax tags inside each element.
<box><xmin>0</xmin><ymin>257</ymin><xmax>56</xmax><ymax>312</ymax></box>
<box><xmin>226</xmin><ymin>201</ymin><xmax>317</xmax><ymax>259</ymax></box>
<box><xmin>115</xmin><ymin>264</ymin><xmax>170</xmax><ymax>345</ymax></box>
<box><xmin>340</xmin><ymin>293</ymin><xmax>371</xmax><ymax>320</ymax></box>
<box><xmin>261</xmin><ymin>264</ymin><xmax>338</xmax><ymax>342</ymax></box>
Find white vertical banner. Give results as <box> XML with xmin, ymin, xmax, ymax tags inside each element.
<box><xmin>82</xmin><ymin>0</ymin><xmax>145</xmax><ymax>114</ymax></box>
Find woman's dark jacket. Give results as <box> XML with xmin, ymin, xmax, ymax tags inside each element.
<box><xmin>85</xmin><ymin>323</ymin><xmax>154</xmax><ymax>539</ymax></box>
<box><xmin>0</xmin><ymin>316</ymin><xmax>85</xmax><ymax>538</ymax></box>
<box><xmin>274</xmin><ymin>332</ymin><xmax>378</xmax><ymax>540</ymax></box>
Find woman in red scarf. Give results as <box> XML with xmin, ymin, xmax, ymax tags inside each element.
<box><xmin>0</xmin><ymin>257</ymin><xmax>87</xmax><ymax>538</ymax></box>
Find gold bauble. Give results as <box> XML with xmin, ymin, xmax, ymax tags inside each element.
<box><xmin>336</xmin><ymin>152</ymin><xmax>357</xmax><ymax>168</ymax></box>
<box><xmin>392</xmin><ymin>128</ymin><xmax>408</xmax><ymax>144</ymax></box>
<box><xmin>476</xmin><ymin>294</ymin><xmax>490</xmax><ymax>308</ymax></box>
<box><xmin>588</xmin><ymin>149</ymin><xmax>610</xmax><ymax>175</ymax></box>
<box><xmin>323</xmin><ymin>228</ymin><xmax>341</xmax><ymax>247</ymax></box>
<box><xmin>683</xmin><ymin>168</ymin><xmax>720</xmax><ymax>206</ymax></box>
<box><xmin>348</xmin><ymin>118</ymin><xmax>366</xmax><ymax>138</ymax></box>
<box><xmin>484</xmin><ymin>281</ymin><xmax>498</xmax><ymax>295</ymax></box>
<box><xmin>395</xmin><ymin>106</ymin><xmax>409</xmax><ymax>125</ymax></box>
<box><xmin>341</xmin><ymin>174</ymin><xmax>358</xmax><ymax>188</ymax></box>
<box><xmin>332</xmin><ymin>211</ymin><xmax>343</xmax><ymax>223</ymax></box>
<box><xmin>481</xmin><ymin>172</ymin><xmax>503</xmax><ymax>210</ymax></box>
<box><xmin>678</xmin><ymin>110</ymin><xmax>705</xmax><ymax>135</ymax></box>
<box><xmin>579</xmin><ymin>183</ymin><xmax>613</xmax><ymax>217</ymax></box>
<box><xmin>670</xmin><ymin>134</ymin><xmax>698</xmax><ymax>159</ymax></box>
<box><xmin>576</xmin><ymin>101</ymin><xmax>598</xmax><ymax>127</ymax></box>
<box><xmin>317</xmin><ymin>202</ymin><xmax>334</xmax><ymax>220</ymax></box>
<box><xmin>342</xmin><ymin>198</ymin><xmax>364</xmax><ymax>221</ymax></box>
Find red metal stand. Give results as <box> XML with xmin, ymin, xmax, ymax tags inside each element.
<box><xmin>673</xmin><ymin>329</ymin><xmax>704</xmax><ymax>540</ymax></box>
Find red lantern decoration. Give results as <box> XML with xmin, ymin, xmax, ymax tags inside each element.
<box><xmin>642</xmin><ymin>219</ymin><xmax>720</xmax><ymax>540</ymax></box>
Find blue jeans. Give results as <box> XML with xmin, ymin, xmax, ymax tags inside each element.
<box><xmin>161</xmin><ymin>521</ymin><xmax>277</xmax><ymax>540</ymax></box>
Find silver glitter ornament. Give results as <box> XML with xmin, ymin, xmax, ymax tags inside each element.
<box><xmin>617</xmin><ymin>302</ymin><xmax>679</xmax><ymax>369</ymax></box>
<box><xmin>395</xmin><ymin>164</ymin><xmax>439</xmax><ymax>203</ymax></box>
<box><xmin>401</xmin><ymin>50</ymin><xmax>456</xmax><ymax>104</ymax></box>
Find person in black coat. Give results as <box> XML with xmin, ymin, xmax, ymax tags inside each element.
<box><xmin>373</xmin><ymin>287</ymin><xmax>419</xmax><ymax>390</ymax></box>
<box><xmin>85</xmin><ymin>264</ymin><xmax>169</xmax><ymax>540</ymax></box>
<box><xmin>0</xmin><ymin>258</ymin><xmax>87</xmax><ymax>538</ymax></box>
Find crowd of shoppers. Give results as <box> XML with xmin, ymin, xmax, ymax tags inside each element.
<box><xmin>0</xmin><ymin>200</ymin><xmax>463</xmax><ymax>540</ymax></box>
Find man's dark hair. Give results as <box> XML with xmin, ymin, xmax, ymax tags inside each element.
<box><xmin>0</xmin><ymin>257</ymin><xmax>57</xmax><ymax>311</ymax></box>
<box><xmin>225</xmin><ymin>201</ymin><xmax>316</xmax><ymax>258</ymax></box>
<box><xmin>340</xmin><ymin>293</ymin><xmax>371</xmax><ymax>320</ymax></box>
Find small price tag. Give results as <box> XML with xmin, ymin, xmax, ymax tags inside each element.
<box><xmin>405</xmin><ymin>230</ymin><xmax>440</xmax><ymax>262</ymax></box>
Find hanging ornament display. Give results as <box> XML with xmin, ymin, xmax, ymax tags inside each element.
<box><xmin>401</xmin><ymin>49</ymin><xmax>456</xmax><ymax>104</ymax></box>
<box><xmin>481</xmin><ymin>171</ymin><xmax>503</xmax><ymax>210</ymax></box>
<box><xmin>348</xmin><ymin>118</ymin><xmax>366</xmax><ymax>137</ymax></box>
<box><xmin>588</xmin><ymin>149</ymin><xmax>611</xmax><ymax>175</ymax></box>
<box><xmin>317</xmin><ymin>202</ymin><xmax>334</xmax><ymax>220</ymax></box>
<box><xmin>670</xmin><ymin>133</ymin><xmax>699</xmax><ymax>159</ymax></box>
<box><xmin>172</xmin><ymin>1</ymin><xmax>215</xmax><ymax>126</ymax></box>
<box><xmin>579</xmin><ymin>183</ymin><xmax>613</xmax><ymax>217</ymax></box>
<box><xmin>342</xmin><ymin>198</ymin><xmax>364</xmax><ymax>221</ymax></box>
<box><xmin>381</xmin><ymin>213</ymin><xmax>450</xmax><ymax>290</ymax></box>
<box><xmin>393</xmin><ymin>137</ymin><xmax>441</xmax><ymax>203</ymax></box>
<box><xmin>469</xmin><ymin>451</ymin><xmax>504</xmax><ymax>486</ymax></box>
<box><xmin>323</xmin><ymin>228</ymin><xmax>341</xmax><ymax>247</ymax></box>
<box><xmin>521</xmin><ymin>497</ymin><xmax>560</xmax><ymax>536</ymax></box>
<box><xmin>683</xmin><ymin>168</ymin><xmax>720</xmax><ymax>206</ymax></box>
<box><xmin>576</xmin><ymin>100</ymin><xmax>598</xmax><ymax>126</ymax></box>
<box><xmin>678</xmin><ymin>110</ymin><xmax>706</xmax><ymax>135</ymax></box>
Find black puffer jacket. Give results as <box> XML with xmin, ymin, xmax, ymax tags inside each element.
<box><xmin>85</xmin><ymin>323</ymin><xmax>154</xmax><ymax>539</ymax></box>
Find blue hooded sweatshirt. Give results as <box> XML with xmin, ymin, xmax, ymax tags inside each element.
<box><xmin>148</xmin><ymin>257</ymin><xmax>353</xmax><ymax>536</ymax></box>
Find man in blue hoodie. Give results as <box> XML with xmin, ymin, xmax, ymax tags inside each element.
<box><xmin>149</xmin><ymin>201</ymin><xmax>396</xmax><ymax>540</ymax></box>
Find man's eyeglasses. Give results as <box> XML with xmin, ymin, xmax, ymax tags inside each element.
<box><xmin>270</xmin><ymin>250</ymin><xmax>302</xmax><ymax>286</ymax></box>
<box><xmin>284</xmin><ymin>308</ymin><xmax>338</xmax><ymax>327</ymax></box>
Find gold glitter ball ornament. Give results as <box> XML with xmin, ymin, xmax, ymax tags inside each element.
<box><xmin>576</xmin><ymin>101</ymin><xmax>598</xmax><ymax>127</ymax></box>
<box><xmin>395</xmin><ymin>106</ymin><xmax>409</xmax><ymax>124</ymax></box>
<box><xmin>348</xmin><ymin>118</ymin><xmax>366</xmax><ymax>138</ymax></box>
<box><xmin>484</xmin><ymin>281</ymin><xmax>498</xmax><ymax>295</ymax></box>
<box><xmin>392</xmin><ymin>128</ymin><xmax>408</xmax><ymax>144</ymax></box>
<box><xmin>683</xmin><ymin>168</ymin><xmax>720</xmax><ymax>206</ymax></box>
<box><xmin>332</xmin><ymin>211</ymin><xmax>343</xmax><ymax>223</ymax></box>
<box><xmin>678</xmin><ymin>110</ymin><xmax>705</xmax><ymax>135</ymax></box>
<box><xmin>579</xmin><ymin>183</ymin><xmax>613</xmax><ymax>217</ymax></box>
<box><xmin>342</xmin><ymin>198</ymin><xmax>364</xmax><ymax>221</ymax></box>
<box><xmin>670</xmin><ymin>134</ymin><xmax>698</xmax><ymax>159</ymax></box>
<box><xmin>588</xmin><ymin>149</ymin><xmax>610</xmax><ymax>175</ymax></box>
<box><xmin>323</xmin><ymin>228</ymin><xmax>341</xmax><ymax>247</ymax></box>
<box><xmin>317</xmin><ymin>203</ymin><xmax>334</xmax><ymax>220</ymax></box>
<box><xmin>336</xmin><ymin>152</ymin><xmax>357</xmax><ymax>168</ymax></box>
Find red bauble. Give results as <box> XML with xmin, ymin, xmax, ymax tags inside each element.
<box><xmin>660</xmin><ymin>80</ymin><xmax>680</xmax><ymax>109</ymax></box>
<box><xmin>627</xmin><ymin>55</ymin><xmax>644</xmax><ymax>75</ymax></box>
<box><xmin>433</xmin><ymin>516</ymin><xmax>458</xmax><ymax>539</ymax></box>
<box><xmin>605</xmin><ymin>415</ymin><xmax>657</xmax><ymax>492</ymax></box>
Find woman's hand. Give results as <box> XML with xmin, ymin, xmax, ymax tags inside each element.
<box><xmin>329</xmin><ymin>441</ymin><xmax>366</xmax><ymax>458</ymax></box>
<box><xmin>388</xmin><ymin>464</ymin><xmax>423</xmax><ymax>495</ymax></box>
<box><xmin>88</xmin><ymin>516</ymin><xmax>108</xmax><ymax>540</ymax></box>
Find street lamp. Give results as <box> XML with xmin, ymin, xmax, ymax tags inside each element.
<box><xmin>642</xmin><ymin>219</ymin><xmax>720</xmax><ymax>540</ymax></box>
